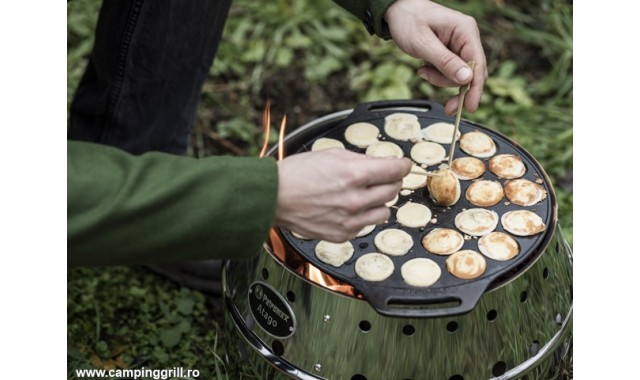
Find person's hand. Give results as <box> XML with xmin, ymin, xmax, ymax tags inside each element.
<box><xmin>274</xmin><ymin>149</ymin><xmax>411</xmax><ymax>242</ymax></box>
<box><xmin>384</xmin><ymin>0</ymin><xmax>487</xmax><ymax>115</ymax></box>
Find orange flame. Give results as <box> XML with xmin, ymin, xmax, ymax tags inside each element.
<box><xmin>260</xmin><ymin>100</ymin><xmax>356</xmax><ymax>298</ymax></box>
<box><xmin>259</xmin><ymin>99</ymin><xmax>271</xmax><ymax>158</ymax></box>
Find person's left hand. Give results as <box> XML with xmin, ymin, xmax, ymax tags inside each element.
<box><xmin>384</xmin><ymin>0</ymin><xmax>488</xmax><ymax>115</ymax></box>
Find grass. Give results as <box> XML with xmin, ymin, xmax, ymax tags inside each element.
<box><xmin>68</xmin><ymin>0</ymin><xmax>572</xmax><ymax>378</ymax></box>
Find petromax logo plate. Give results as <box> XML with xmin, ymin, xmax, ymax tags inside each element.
<box><xmin>248</xmin><ymin>281</ymin><xmax>296</xmax><ymax>338</ymax></box>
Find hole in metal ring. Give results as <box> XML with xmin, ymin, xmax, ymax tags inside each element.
<box><xmin>520</xmin><ymin>291</ymin><xmax>528</xmax><ymax>303</ymax></box>
<box><xmin>492</xmin><ymin>361</ymin><xmax>507</xmax><ymax>377</ymax></box>
<box><xmin>487</xmin><ymin>309</ymin><xmax>498</xmax><ymax>321</ymax></box>
<box><xmin>271</xmin><ymin>340</ymin><xmax>284</xmax><ymax>356</ymax></box>
<box><xmin>359</xmin><ymin>320</ymin><xmax>371</xmax><ymax>332</ymax></box>
<box><xmin>529</xmin><ymin>340</ymin><xmax>541</xmax><ymax>356</ymax></box>
<box><xmin>351</xmin><ymin>375</ymin><xmax>367</xmax><ymax>380</ymax></box>
<box><xmin>261</xmin><ymin>268</ymin><xmax>269</xmax><ymax>280</ymax></box>
<box><xmin>448</xmin><ymin>375</ymin><xmax>464</xmax><ymax>380</ymax></box>
<box><xmin>543</xmin><ymin>267</ymin><xmax>550</xmax><ymax>279</ymax></box>
<box><xmin>286</xmin><ymin>291</ymin><xmax>296</xmax><ymax>303</ymax></box>
<box><xmin>402</xmin><ymin>325</ymin><xmax>415</xmax><ymax>336</ymax></box>
<box><xmin>446</xmin><ymin>321</ymin><xmax>459</xmax><ymax>332</ymax></box>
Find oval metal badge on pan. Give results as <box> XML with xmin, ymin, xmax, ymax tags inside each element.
<box><xmin>248</xmin><ymin>281</ymin><xmax>296</xmax><ymax>339</ymax></box>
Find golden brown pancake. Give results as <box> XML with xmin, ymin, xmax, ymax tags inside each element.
<box><xmin>465</xmin><ymin>180</ymin><xmax>504</xmax><ymax>207</ymax></box>
<box><xmin>451</xmin><ymin>157</ymin><xmax>486</xmax><ymax>180</ymax></box>
<box><xmin>459</xmin><ymin>131</ymin><xmax>496</xmax><ymax>158</ymax></box>
<box><xmin>478</xmin><ymin>232</ymin><xmax>519</xmax><ymax>261</ymax></box>
<box><xmin>446</xmin><ymin>250</ymin><xmax>487</xmax><ymax>279</ymax></box>
<box><xmin>501</xmin><ymin>210</ymin><xmax>546</xmax><ymax>236</ymax></box>
<box><xmin>401</xmin><ymin>258</ymin><xmax>441</xmax><ymax>287</ymax></box>
<box><xmin>504</xmin><ymin>179</ymin><xmax>546</xmax><ymax>206</ymax></box>
<box><xmin>489</xmin><ymin>154</ymin><xmax>526</xmax><ymax>179</ymax></box>
<box><xmin>427</xmin><ymin>169</ymin><xmax>461</xmax><ymax>206</ymax></box>
<box><xmin>421</xmin><ymin>228</ymin><xmax>464</xmax><ymax>255</ymax></box>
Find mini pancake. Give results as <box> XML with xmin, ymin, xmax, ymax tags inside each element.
<box><xmin>465</xmin><ymin>180</ymin><xmax>504</xmax><ymax>207</ymax></box>
<box><xmin>489</xmin><ymin>154</ymin><xmax>526</xmax><ymax>179</ymax></box>
<box><xmin>396</xmin><ymin>202</ymin><xmax>432</xmax><ymax>228</ymax></box>
<box><xmin>384</xmin><ymin>113</ymin><xmax>421</xmax><ymax>141</ymax></box>
<box><xmin>478</xmin><ymin>232</ymin><xmax>519</xmax><ymax>261</ymax></box>
<box><xmin>422</xmin><ymin>122</ymin><xmax>460</xmax><ymax>144</ymax></box>
<box><xmin>427</xmin><ymin>168</ymin><xmax>461</xmax><ymax>206</ymax></box>
<box><xmin>504</xmin><ymin>179</ymin><xmax>547</xmax><ymax>206</ymax></box>
<box><xmin>374</xmin><ymin>229</ymin><xmax>413</xmax><ymax>256</ymax></box>
<box><xmin>410</xmin><ymin>141</ymin><xmax>446</xmax><ymax>166</ymax></box>
<box><xmin>501</xmin><ymin>210</ymin><xmax>546</xmax><ymax>236</ymax></box>
<box><xmin>311</xmin><ymin>137</ymin><xmax>345</xmax><ymax>151</ymax></box>
<box><xmin>446</xmin><ymin>250</ymin><xmax>487</xmax><ymax>280</ymax></box>
<box><xmin>401</xmin><ymin>258</ymin><xmax>441</xmax><ymax>287</ymax></box>
<box><xmin>385</xmin><ymin>193</ymin><xmax>399</xmax><ymax>207</ymax></box>
<box><xmin>451</xmin><ymin>157</ymin><xmax>486</xmax><ymax>180</ymax></box>
<box><xmin>344</xmin><ymin>122</ymin><xmax>380</xmax><ymax>148</ymax></box>
<box><xmin>291</xmin><ymin>231</ymin><xmax>311</xmax><ymax>240</ymax></box>
<box><xmin>402</xmin><ymin>165</ymin><xmax>428</xmax><ymax>190</ymax></box>
<box><xmin>356</xmin><ymin>224</ymin><xmax>376</xmax><ymax>238</ymax></box>
<box><xmin>454</xmin><ymin>208</ymin><xmax>499</xmax><ymax>236</ymax></box>
<box><xmin>355</xmin><ymin>253</ymin><xmax>395</xmax><ymax>282</ymax></box>
<box><xmin>421</xmin><ymin>228</ymin><xmax>464</xmax><ymax>255</ymax></box>
<box><xmin>459</xmin><ymin>131</ymin><xmax>496</xmax><ymax>158</ymax></box>
<box><xmin>365</xmin><ymin>141</ymin><xmax>404</xmax><ymax>158</ymax></box>
<box><xmin>315</xmin><ymin>240</ymin><xmax>354</xmax><ymax>267</ymax></box>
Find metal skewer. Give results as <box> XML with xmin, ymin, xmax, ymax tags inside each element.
<box><xmin>447</xmin><ymin>60</ymin><xmax>476</xmax><ymax>168</ymax></box>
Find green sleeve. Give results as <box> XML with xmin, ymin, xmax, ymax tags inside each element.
<box><xmin>68</xmin><ymin>141</ymin><xmax>278</xmax><ymax>267</ymax></box>
<box><xmin>332</xmin><ymin>0</ymin><xmax>397</xmax><ymax>39</ymax></box>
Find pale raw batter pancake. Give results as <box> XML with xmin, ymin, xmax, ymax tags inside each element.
<box><xmin>501</xmin><ymin>210</ymin><xmax>546</xmax><ymax>236</ymax></box>
<box><xmin>489</xmin><ymin>154</ymin><xmax>526</xmax><ymax>179</ymax></box>
<box><xmin>401</xmin><ymin>258</ymin><xmax>441</xmax><ymax>287</ymax></box>
<box><xmin>454</xmin><ymin>208</ymin><xmax>499</xmax><ymax>236</ymax></box>
<box><xmin>478</xmin><ymin>232</ymin><xmax>519</xmax><ymax>261</ymax></box>
<box><xmin>427</xmin><ymin>169</ymin><xmax>460</xmax><ymax>206</ymax></box>
<box><xmin>355</xmin><ymin>253</ymin><xmax>395</xmax><ymax>282</ymax></box>
<box><xmin>315</xmin><ymin>240</ymin><xmax>354</xmax><ymax>267</ymax></box>
<box><xmin>446</xmin><ymin>250</ymin><xmax>487</xmax><ymax>279</ymax></box>
<box><xmin>384</xmin><ymin>113</ymin><xmax>421</xmax><ymax>141</ymax></box>
<box><xmin>422</xmin><ymin>122</ymin><xmax>460</xmax><ymax>144</ymax></box>
<box><xmin>366</xmin><ymin>141</ymin><xmax>404</xmax><ymax>158</ymax></box>
<box><xmin>356</xmin><ymin>224</ymin><xmax>376</xmax><ymax>238</ymax></box>
<box><xmin>291</xmin><ymin>231</ymin><xmax>310</xmax><ymax>240</ymax></box>
<box><xmin>344</xmin><ymin>122</ymin><xmax>380</xmax><ymax>148</ymax></box>
<box><xmin>385</xmin><ymin>193</ymin><xmax>399</xmax><ymax>207</ymax></box>
<box><xmin>374</xmin><ymin>229</ymin><xmax>414</xmax><ymax>256</ymax></box>
<box><xmin>504</xmin><ymin>179</ymin><xmax>546</xmax><ymax>206</ymax></box>
<box><xmin>459</xmin><ymin>131</ymin><xmax>496</xmax><ymax>158</ymax></box>
<box><xmin>396</xmin><ymin>202</ymin><xmax>432</xmax><ymax>228</ymax></box>
<box><xmin>421</xmin><ymin>228</ymin><xmax>464</xmax><ymax>255</ymax></box>
<box><xmin>410</xmin><ymin>141</ymin><xmax>446</xmax><ymax>166</ymax></box>
<box><xmin>311</xmin><ymin>137</ymin><xmax>345</xmax><ymax>151</ymax></box>
<box><xmin>465</xmin><ymin>180</ymin><xmax>504</xmax><ymax>207</ymax></box>
<box><xmin>451</xmin><ymin>157</ymin><xmax>486</xmax><ymax>180</ymax></box>
<box><xmin>402</xmin><ymin>165</ymin><xmax>428</xmax><ymax>190</ymax></box>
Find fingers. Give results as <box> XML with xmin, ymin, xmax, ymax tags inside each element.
<box><xmin>415</xmin><ymin>32</ymin><xmax>474</xmax><ymax>86</ymax></box>
<box><xmin>360</xmin><ymin>157</ymin><xmax>412</xmax><ymax>186</ymax></box>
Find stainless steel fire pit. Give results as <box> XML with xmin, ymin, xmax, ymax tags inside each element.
<box><xmin>222</xmin><ymin>100</ymin><xmax>573</xmax><ymax>380</ymax></box>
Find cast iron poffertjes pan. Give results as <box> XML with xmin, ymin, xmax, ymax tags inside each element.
<box><xmin>278</xmin><ymin>99</ymin><xmax>558</xmax><ymax>318</ymax></box>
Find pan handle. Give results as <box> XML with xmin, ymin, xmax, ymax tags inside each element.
<box><xmin>362</xmin><ymin>278</ymin><xmax>493</xmax><ymax>318</ymax></box>
<box><xmin>347</xmin><ymin>99</ymin><xmax>447</xmax><ymax>120</ymax></box>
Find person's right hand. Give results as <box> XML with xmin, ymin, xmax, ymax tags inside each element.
<box><xmin>274</xmin><ymin>149</ymin><xmax>412</xmax><ymax>242</ymax></box>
